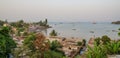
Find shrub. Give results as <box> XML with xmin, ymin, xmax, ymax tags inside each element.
<box><xmin>44</xmin><ymin>50</ymin><xmax>64</xmax><ymax>58</ymax></box>
<box><xmin>0</xmin><ymin>26</ymin><xmax>16</xmax><ymax>58</ymax></box>
<box><xmin>82</xmin><ymin>39</ymin><xmax>86</xmax><ymax>46</ymax></box>
<box><xmin>94</xmin><ymin>37</ymin><xmax>101</xmax><ymax>46</ymax></box>
<box><xmin>105</xmin><ymin>41</ymin><xmax>120</xmax><ymax>55</ymax></box>
<box><xmin>50</xmin><ymin>40</ymin><xmax>62</xmax><ymax>50</ymax></box>
<box><xmin>101</xmin><ymin>35</ymin><xmax>111</xmax><ymax>45</ymax></box>
<box><xmin>77</xmin><ymin>41</ymin><xmax>82</xmax><ymax>46</ymax></box>
<box><xmin>49</xmin><ymin>30</ymin><xmax>57</xmax><ymax>36</ymax></box>
<box><xmin>118</xmin><ymin>28</ymin><xmax>120</xmax><ymax>36</ymax></box>
<box><xmin>86</xmin><ymin>43</ymin><xmax>107</xmax><ymax>58</ymax></box>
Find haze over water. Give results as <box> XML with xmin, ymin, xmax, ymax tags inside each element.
<box><xmin>47</xmin><ymin>22</ymin><xmax>120</xmax><ymax>41</ymax></box>
<box><xmin>0</xmin><ymin>0</ymin><xmax>120</xmax><ymax>41</ymax></box>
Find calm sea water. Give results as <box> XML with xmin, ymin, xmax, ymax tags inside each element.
<box><xmin>47</xmin><ymin>22</ymin><xmax>120</xmax><ymax>41</ymax></box>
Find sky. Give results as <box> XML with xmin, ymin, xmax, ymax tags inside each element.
<box><xmin>0</xmin><ymin>0</ymin><xmax>120</xmax><ymax>22</ymax></box>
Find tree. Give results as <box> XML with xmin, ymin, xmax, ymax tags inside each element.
<box><xmin>0</xmin><ymin>20</ymin><xmax>5</xmax><ymax>26</ymax></box>
<box><xmin>23</xmin><ymin>33</ymin><xmax>64</xmax><ymax>58</ymax></box>
<box><xmin>49</xmin><ymin>30</ymin><xmax>57</xmax><ymax>36</ymax></box>
<box><xmin>23</xmin><ymin>33</ymin><xmax>36</xmax><ymax>51</ymax></box>
<box><xmin>39</xmin><ymin>20</ymin><xmax>43</xmax><ymax>26</ymax></box>
<box><xmin>5</xmin><ymin>19</ymin><xmax>8</xmax><ymax>23</ymax></box>
<box><xmin>23</xmin><ymin>33</ymin><xmax>50</xmax><ymax>58</ymax></box>
<box><xmin>19</xmin><ymin>20</ymin><xmax>24</xmax><ymax>23</ymax></box>
<box><xmin>50</xmin><ymin>40</ymin><xmax>62</xmax><ymax>50</ymax></box>
<box><xmin>82</xmin><ymin>39</ymin><xmax>86</xmax><ymax>46</ymax></box>
<box><xmin>0</xmin><ymin>26</ymin><xmax>16</xmax><ymax>58</ymax></box>
<box><xmin>77</xmin><ymin>41</ymin><xmax>82</xmax><ymax>46</ymax></box>
<box><xmin>118</xmin><ymin>28</ymin><xmax>120</xmax><ymax>36</ymax></box>
<box><xmin>94</xmin><ymin>37</ymin><xmax>101</xmax><ymax>46</ymax></box>
<box><xmin>44</xmin><ymin>19</ymin><xmax>48</xmax><ymax>26</ymax></box>
<box><xmin>16</xmin><ymin>20</ymin><xmax>24</xmax><ymax>28</ymax></box>
<box><xmin>101</xmin><ymin>35</ymin><xmax>111</xmax><ymax>45</ymax></box>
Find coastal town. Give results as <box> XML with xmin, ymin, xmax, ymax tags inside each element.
<box><xmin>0</xmin><ymin>19</ymin><xmax>120</xmax><ymax>58</ymax></box>
<box><xmin>0</xmin><ymin>19</ymin><xmax>86</xmax><ymax>58</ymax></box>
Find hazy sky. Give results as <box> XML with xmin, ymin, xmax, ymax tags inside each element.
<box><xmin>0</xmin><ymin>0</ymin><xmax>120</xmax><ymax>22</ymax></box>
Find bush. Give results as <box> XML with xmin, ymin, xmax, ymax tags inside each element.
<box><xmin>44</xmin><ymin>50</ymin><xmax>64</xmax><ymax>58</ymax></box>
<box><xmin>82</xmin><ymin>39</ymin><xmax>86</xmax><ymax>46</ymax></box>
<box><xmin>49</xmin><ymin>30</ymin><xmax>57</xmax><ymax>36</ymax></box>
<box><xmin>94</xmin><ymin>37</ymin><xmax>101</xmax><ymax>46</ymax></box>
<box><xmin>50</xmin><ymin>40</ymin><xmax>62</xmax><ymax>50</ymax></box>
<box><xmin>77</xmin><ymin>41</ymin><xmax>82</xmax><ymax>46</ymax></box>
<box><xmin>118</xmin><ymin>28</ymin><xmax>120</xmax><ymax>36</ymax></box>
<box><xmin>0</xmin><ymin>26</ymin><xmax>16</xmax><ymax>57</ymax></box>
<box><xmin>119</xmin><ymin>28</ymin><xmax>120</xmax><ymax>30</ymax></box>
<box><xmin>118</xmin><ymin>32</ymin><xmax>120</xmax><ymax>36</ymax></box>
<box><xmin>101</xmin><ymin>35</ymin><xmax>111</xmax><ymax>45</ymax></box>
<box><xmin>23</xmin><ymin>33</ymin><xmax>36</xmax><ymax>51</ymax></box>
<box><xmin>75</xmin><ymin>55</ymin><xmax>81</xmax><ymax>58</ymax></box>
<box><xmin>105</xmin><ymin>41</ymin><xmax>120</xmax><ymax>55</ymax></box>
<box><xmin>86</xmin><ymin>43</ymin><xmax>107</xmax><ymax>58</ymax></box>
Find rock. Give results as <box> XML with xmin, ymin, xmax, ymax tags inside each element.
<box><xmin>112</xmin><ymin>21</ymin><xmax>120</xmax><ymax>24</ymax></box>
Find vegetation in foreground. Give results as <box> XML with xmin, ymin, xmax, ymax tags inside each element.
<box><xmin>0</xmin><ymin>19</ymin><xmax>120</xmax><ymax>58</ymax></box>
<box><xmin>0</xmin><ymin>26</ymin><xmax>16</xmax><ymax>58</ymax></box>
<box><xmin>12</xmin><ymin>33</ymin><xmax>65</xmax><ymax>58</ymax></box>
<box><xmin>85</xmin><ymin>33</ymin><xmax>120</xmax><ymax>58</ymax></box>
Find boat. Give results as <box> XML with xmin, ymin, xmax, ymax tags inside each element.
<box><xmin>90</xmin><ymin>31</ymin><xmax>94</xmax><ymax>33</ymax></box>
<box><xmin>72</xmin><ymin>29</ymin><xmax>76</xmax><ymax>30</ymax></box>
<box><xmin>92</xmin><ymin>22</ymin><xmax>96</xmax><ymax>24</ymax></box>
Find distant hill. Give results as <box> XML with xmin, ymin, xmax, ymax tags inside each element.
<box><xmin>112</xmin><ymin>21</ymin><xmax>120</xmax><ymax>24</ymax></box>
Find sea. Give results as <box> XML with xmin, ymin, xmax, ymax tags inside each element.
<box><xmin>47</xmin><ymin>22</ymin><xmax>120</xmax><ymax>41</ymax></box>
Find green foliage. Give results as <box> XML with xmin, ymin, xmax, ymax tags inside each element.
<box><xmin>18</xmin><ymin>38</ymin><xmax>64</xmax><ymax>58</ymax></box>
<box><xmin>23</xmin><ymin>33</ymin><xmax>36</xmax><ymax>51</ymax></box>
<box><xmin>77</xmin><ymin>41</ymin><xmax>82</xmax><ymax>46</ymax></box>
<box><xmin>118</xmin><ymin>32</ymin><xmax>120</xmax><ymax>36</ymax></box>
<box><xmin>10</xmin><ymin>20</ymin><xmax>29</xmax><ymax>28</ymax></box>
<box><xmin>16</xmin><ymin>27</ymin><xmax>26</xmax><ymax>36</ymax></box>
<box><xmin>19</xmin><ymin>20</ymin><xmax>24</xmax><ymax>23</ymax></box>
<box><xmin>75</xmin><ymin>55</ymin><xmax>81</xmax><ymax>58</ymax></box>
<box><xmin>10</xmin><ymin>22</ymin><xmax>17</xmax><ymax>27</ymax></box>
<box><xmin>5</xmin><ymin>19</ymin><xmax>8</xmax><ymax>23</ymax></box>
<box><xmin>0</xmin><ymin>20</ymin><xmax>6</xmax><ymax>26</ymax></box>
<box><xmin>44</xmin><ymin>50</ymin><xmax>64</xmax><ymax>58</ymax></box>
<box><xmin>86</xmin><ymin>35</ymin><xmax>120</xmax><ymax>58</ymax></box>
<box><xmin>101</xmin><ymin>35</ymin><xmax>111</xmax><ymax>45</ymax></box>
<box><xmin>36</xmin><ymin>19</ymin><xmax>49</xmax><ymax>27</ymax></box>
<box><xmin>49</xmin><ymin>30</ymin><xmax>57</xmax><ymax>36</ymax></box>
<box><xmin>0</xmin><ymin>26</ymin><xmax>16</xmax><ymax>57</ymax></box>
<box><xmin>39</xmin><ymin>20</ymin><xmax>43</xmax><ymax>26</ymax></box>
<box><xmin>118</xmin><ymin>28</ymin><xmax>120</xmax><ymax>36</ymax></box>
<box><xmin>105</xmin><ymin>41</ymin><xmax>120</xmax><ymax>55</ymax></box>
<box><xmin>119</xmin><ymin>28</ymin><xmax>120</xmax><ymax>30</ymax></box>
<box><xmin>29</xmin><ymin>50</ymin><xmax>41</xmax><ymax>58</ymax></box>
<box><xmin>82</xmin><ymin>39</ymin><xmax>86</xmax><ymax>46</ymax></box>
<box><xmin>45</xmin><ymin>19</ymin><xmax>48</xmax><ymax>24</ymax></box>
<box><xmin>86</xmin><ymin>43</ymin><xmax>107</xmax><ymax>58</ymax></box>
<box><xmin>50</xmin><ymin>40</ymin><xmax>62</xmax><ymax>50</ymax></box>
<box><xmin>23</xmin><ymin>31</ymin><xmax>29</xmax><ymax>36</ymax></box>
<box><xmin>18</xmin><ymin>28</ymin><xmax>25</xmax><ymax>32</ymax></box>
<box><xmin>16</xmin><ymin>20</ymin><xmax>24</xmax><ymax>28</ymax></box>
<box><xmin>12</xmin><ymin>46</ymin><xmax>31</xmax><ymax>58</ymax></box>
<box><xmin>94</xmin><ymin>37</ymin><xmax>101</xmax><ymax>46</ymax></box>
<box><xmin>43</xmin><ymin>19</ymin><xmax>48</xmax><ymax>26</ymax></box>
